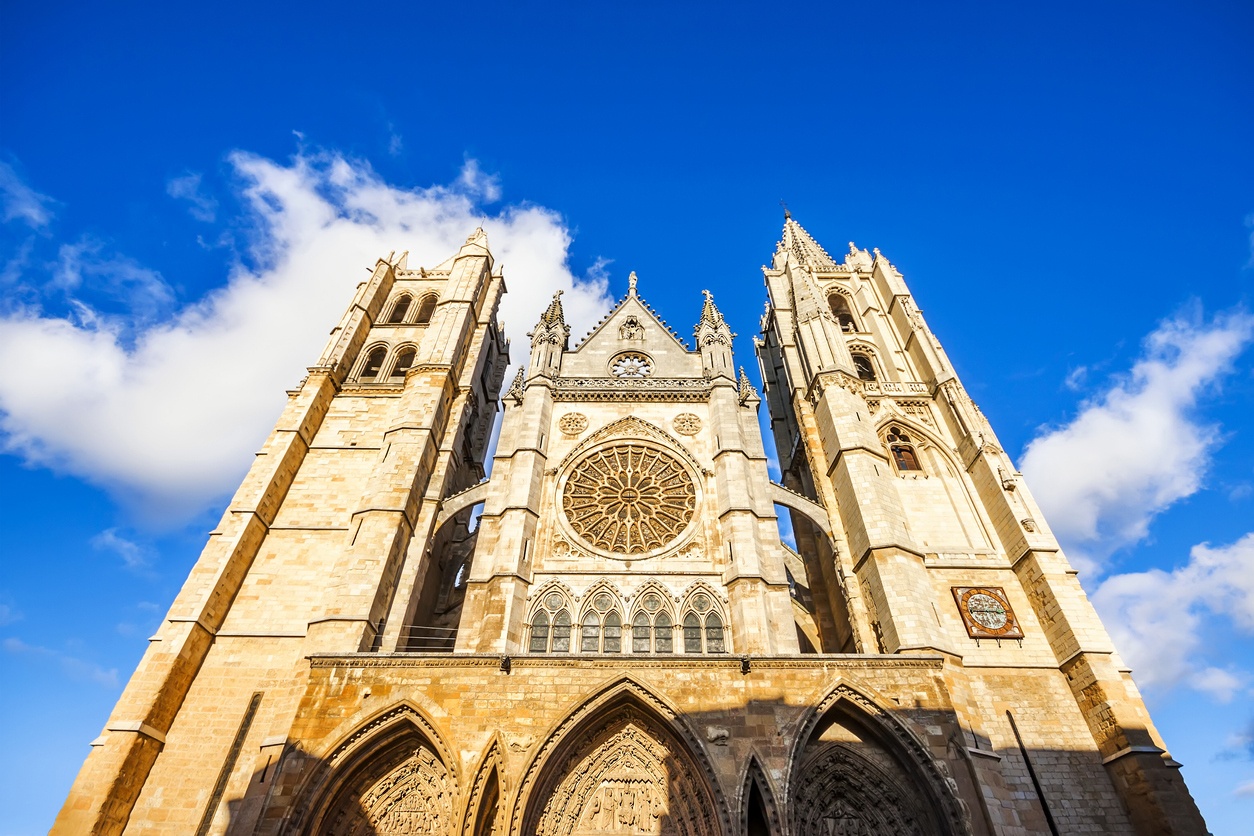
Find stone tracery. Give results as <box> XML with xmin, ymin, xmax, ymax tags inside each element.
<box><xmin>562</xmin><ymin>444</ymin><xmax>696</xmax><ymax>555</ymax></box>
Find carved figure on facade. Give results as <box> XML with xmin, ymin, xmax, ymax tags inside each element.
<box><xmin>619</xmin><ymin>316</ymin><xmax>645</xmax><ymax>341</ymax></box>
<box><xmin>323</xmin><ymin>744</ymin><xmax>453</xmax><ymax>836</ymax></box>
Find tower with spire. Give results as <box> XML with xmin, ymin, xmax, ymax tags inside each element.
<box><xmin>54</xmin><ymin>221</ymin><xmax>1205</xmax><ymax>836</ymax></box>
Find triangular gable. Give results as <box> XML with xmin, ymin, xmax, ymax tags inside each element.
<box><xmin>571</xmin><ymin>291</ymin><xmax>690</xmax><ymax>353</ymax></box>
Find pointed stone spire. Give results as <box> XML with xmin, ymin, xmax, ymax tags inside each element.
<box><xmin>504</xmin><ymin>365</ymin><xmax>525</xmax><ymax>404</ymax></box>
<box><xmin>698</xmin><ymin>289</ymin><xmax>722</xmax><ymax>328</ymax></box>
<box><xmin>738</xmin><ymin>366</ymin><xmax>760</xmax><ymax>405</ymax></box>
<box><xmin>694</xmin><ymin>289</ymin><xmax>735</xmax><ymax>349</ymax></box>
<box><xmin>776</xmin><ymin>214</ymin><xmax>837</xmax><ymax>270</ymax></box>
<box><xmin>540</xmin><ymin>289</ymin><xmax>567</xmax><ymax>326</ymax></box>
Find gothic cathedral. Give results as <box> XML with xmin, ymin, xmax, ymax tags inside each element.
<box><xmin>55</xmin><ymin>218</ymin><xmax>1207</xmax><ymax>835</ymax></box>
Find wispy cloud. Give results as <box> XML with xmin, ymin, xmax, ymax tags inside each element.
<box><xmin>1021</xmin><ymin>309</ymin><xmax>1254</xmax><ymax>573</ymax></box>
<box><xmin>3</xmin><ymin>636</ymin><xmax>118</xmax><ymax>688</ymax></box>
<box><xmin>53</xmin><ymin>237</ymin><xmax>176</xmax><ymax>321</ymax></box>
<box><xmin>0</xmin><ymin>161</ymin><xmax>55</xmax><ymax>228</ymax></box>
<box><xmin>0</xmin><ymin>149</ymin><xmax>612</xmax><ymax>522</ymax></box>
<box><xmin>91</xmin><ymin>528</ymin><xmax>151</xmax><ymax>572</ymax></box>
<box><xmin>166</xmin><ymin>171</ymin><xmax>218</xmax><ymax>222</ymax></box>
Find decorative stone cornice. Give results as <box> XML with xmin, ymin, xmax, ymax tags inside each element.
<box><xmin>553</xmin><ymin>376</ymin><xmax>712</xmax><ymax>403</ymax></box>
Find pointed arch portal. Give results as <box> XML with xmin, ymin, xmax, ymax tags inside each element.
<box><xmin>520</xmin><ymin>699</ymin><xmax>723</xmax><ymax>836</ymax></box>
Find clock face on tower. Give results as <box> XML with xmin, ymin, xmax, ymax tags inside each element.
<box><xmin>952</xmin><ymin>587</ymin><xmax>1023</xmax><ymax>639</ymax></box>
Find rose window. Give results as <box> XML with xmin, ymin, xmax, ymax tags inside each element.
<box><xmin>562</xmin><ymin>444</ymin><xmax>696</xmax><ymax>555</ymax></box>
<box><xmin>610</xmin><ymin>352</ymin><xmax>653</xmax><ymax>378</ymax></box>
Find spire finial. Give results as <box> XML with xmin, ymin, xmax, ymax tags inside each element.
<box><xmin>628</xmin><ymin>271</ymin><xmax>638</xmax><ymax>296</ymax></box>
<box><xmin>702</xmin><ymin>289</ymin><xmax>713</xmax><ymax>301</ymax></box>
<box><xmin>780</xmin><ymin>200</ymin><xmax>791</xmax><ymax>220</ymax></box>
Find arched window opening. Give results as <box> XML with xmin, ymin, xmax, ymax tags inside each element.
<box><xmin>361</xmin><ymin>346</ymin><xmax>387</xmax><ymax>381</ymax></box>
<box><xmin>387</xmin><ymin>294</ymin><xmax>412</xmax><ymax>324</ymax></box>
<box><xmin>389</xmin><ymin>347</ymin><xmax>416</xmax><ymax>379</ymax></box>
<box><xmin>683</xmin><ymin>613</ymin><xmax>702</xmax><ymax>653</ymax></box>
<box><xmin>886</xmin><ymin>426</ymin><xmax>923</xmax><ymax>472</ymax></box>
<box><xmin>704</xmin><ymin>612</ymin><xmax>725</xmax><ymax>653</ymax></box>
<box><xmin>852</xmin><ymin>352</ymin><xmax>876</xmax><ymax>381</ymax></box>
<box><xmin>632</xmin><ymin>612</ymin><xmax>651</xmax><ymax>653</ymax></box>
<box><xmin>828</xmin><ymin>293</ymin><xmax>858</xmax><ymax>332</ymax></box>
<box><xmin>655</xmin><ymin>612</ymin><xmax>673</xmax><ymax>653</ymax></box>
<box><xmin>604</xmin><ymin>611</ymin><xmax>622</xmax><ymax>653</ymax></box>
<box><xmin>581</xmin><ymin>612</ymin><xmax>601</xmax><ymax>653</ymax></box>
<box><xmin>416</xmin><ymin>295</ymin><xmax>437</xmax><ymax>324</ymax></box>
<box><xmin>551</xmin><ymin>609</ymin><xmax>571</xmax><ymax>652</ymax></box>
<box><xmin>529</xmin><ymin>611</ymin><xmax>550</xmax><ymax>653</ymax></box>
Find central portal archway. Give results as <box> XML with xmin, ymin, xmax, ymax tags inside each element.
<box><xmin>522</xmin><ymin>701</ymin><xmax>722</xmax><ymax>836</ymax></box>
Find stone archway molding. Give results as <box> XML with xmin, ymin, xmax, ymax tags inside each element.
<box><xmin>507</xmin><ymin>675</ymin><xmax>733</xmax><ymax>836</ymax></box>
<box><xmin>277</xmin><ymin>700</ymin><xmax>459</xmax><ymax>835</ymax></box>
<box><xmin>784</xmin><ymin>679</ymin><xmax>972</xmax><ymax>836</ymax></box>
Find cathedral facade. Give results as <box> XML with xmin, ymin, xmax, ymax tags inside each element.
<box><xmin>55</xmin><ymin>219</ymin><xmax>1206</xmax><ymax>835</ymax></box>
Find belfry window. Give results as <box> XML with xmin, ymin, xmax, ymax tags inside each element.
<box><xmin>828</xmin><ymin>293</ymin><xmax>858</xmax><ymax>332</ymax></box>
<box><xmin>852</xmin><ymin>352</ymin><xmax>876</xmax><ymax>381</ymax></box>
<box><xmin>389</xmin><ymin>347</ymin><xmax>416</xmax><ymax>379</ymax></box>
<box><xmin>886</xmin><ymin>426</ymin><xmax>923</xmax><ymax>472</ymax></box>
<box><xmin>416</xmin><ymin>295</ymin><xmax>437</xmax><ymax>324</ymax></box>
<box><xmin>361</xmin><ymin>346</ymin><xmax>387</xmax><ymax>381</ymax></box>
<box><xmin>387</xmin><ymin>294</ymin><xmax>412</xmax><ymax>324</ymax></box>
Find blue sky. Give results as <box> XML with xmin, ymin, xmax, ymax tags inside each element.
<box><xmin>1</xmin><ymin>1</ymin><xmax>1252</xmax><ymax>832</ymax></box>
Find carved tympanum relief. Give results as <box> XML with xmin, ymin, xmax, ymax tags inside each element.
<box><xmin>561</xmin><ymin>444</ymin><xmax>695</xmax><ymax>556</ymax></box>
<box><xmin>792</xmin><ymin>744</ymin><xmax>939</xmax><ymax>836</ymax></box>
<box><xmin>527</xmin><ymin>706</ymin><xmax>720</xmax><ymax>836</ymax></box>
<box><xmin>324</xmin><ymin>744</ymin><xmax>452</xmax><ymax>836</ymax></box>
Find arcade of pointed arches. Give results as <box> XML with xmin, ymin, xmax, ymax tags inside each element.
<box><xmin>526</xmin><ymin>582</ymin><xmax>728</xmax><ymax>656</ymax></box>
<box><xmin>283</xmin><ymin>680</ymin><xmax>966</xmax><ymax>836</ymax></box>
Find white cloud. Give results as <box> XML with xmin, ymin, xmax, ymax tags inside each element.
<box><xmin>1020</xmin><ymin>310</ymin><xmax>1254</xmax><ymax>572</ymax></box>
<box><xmin>1092</xmin><ymin>532</ymin><xmax>1254</xmax><ymax>696</ymax></box>
<box><xmin>0</xmin><ymin>150</ymin><xmax>612</xmax><ymax>522</ymax></box>
<box><xmin>1235</xmin><ymin>780</ymin><xmax>1254</xmax><ymax>798</ymax></box>
<box><xmin>2</xmin><ymin>636</ymin><xmax>119</xmax><ymax>688</ymax></box>
<box><xmin>457</xmin><ymin>158</ymin><xmax>502</xmax><ymax>203</ymax></box>
<box><xmin>166</xmin><ymin>171</ymin><xmax>218</xmax><ymax>222</ymax></box>
<box><xmin>0</xmin><ymin>161</ymin><xmax>54</xmax><ymax>227</ymax></box>
<box><xmin>91</xmin><ymin>528</ymin><xmax>150</xmax><ymax>572</ymax></box>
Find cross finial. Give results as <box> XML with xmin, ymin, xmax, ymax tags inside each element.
<box><xmin>702</xmin><ymin>289</ymin><xmax>713</xmax><ymax>301</ymax></box>
<box><xmin>780</xmin><ymin>200</ymin><xmax>791</xmax><ymax>220</ymax></box>
<box><xmin>628</xmin><ymin>271</ymin><xmax>638</xmax><ymax>296</ymax></box>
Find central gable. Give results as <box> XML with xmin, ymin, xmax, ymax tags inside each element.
<box><xmin>562</xmin><ymin>284</ymin><xmax>702</xmax><ymax>379</ymax></box>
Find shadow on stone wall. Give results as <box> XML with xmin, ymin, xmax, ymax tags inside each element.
<box><xmin>208</xmin><ymin>660</ymin><xmax>1201</xmax><ymax>836</ymax></box>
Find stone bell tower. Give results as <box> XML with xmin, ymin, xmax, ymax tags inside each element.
<box><xmin>756</xmin><ymin>213</ymin><xmax>1207</xmax><ymax>834</ymax></box>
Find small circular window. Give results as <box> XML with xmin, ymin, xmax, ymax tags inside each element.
<box><xmin>610</xmin><ymin>352</ymin><xmax>653</xmax><ymax>378</ymax></box>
